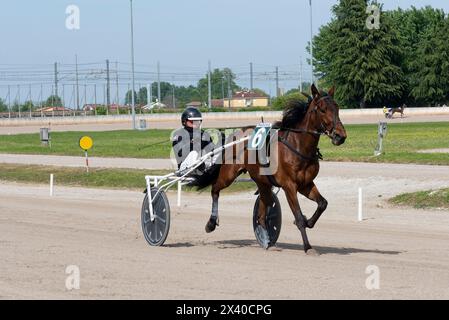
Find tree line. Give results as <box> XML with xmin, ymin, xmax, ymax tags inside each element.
<box><xmin>124</xmin><ymin>68</ymin><xmax>244</xmax><ymax>108</ymax></box>
<box><xmin>312</xmin><ymin>0</ymin><xmax>449</xmax><ymax>108</ymax></box>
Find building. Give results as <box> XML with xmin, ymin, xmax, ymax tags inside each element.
<box><xmin>185</xmin><ymin>101</ymin><xmax>203</xmax><ymax>108</ymax></box>
<box><xmin>223</xmin><ymin>91</ymin><xmax>269</xmax><ymax>108</ymax></box>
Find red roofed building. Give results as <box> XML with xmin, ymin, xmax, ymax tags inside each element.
<box><xmin>224</xmin><ymin>90</ymin><xmax>269</xmax><ymax>108</ymax></box>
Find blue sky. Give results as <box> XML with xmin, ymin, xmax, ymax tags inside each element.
<box><xmin>1</xmin><ymin>0</ymin><xmax>449</xmax><ymax>102</ymax></box>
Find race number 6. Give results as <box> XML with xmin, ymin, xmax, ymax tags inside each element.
<box><xmin>251</xmin><ymin>128</ymin><xmax>265</xmax><ymax>149</ymax></box>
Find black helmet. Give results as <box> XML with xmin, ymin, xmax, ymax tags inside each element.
<box><xmin>181</xmin><ymin>107</ymin><xmax>202</xmax><ymax>126</ymax></box>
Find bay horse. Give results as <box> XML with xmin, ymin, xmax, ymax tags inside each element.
<box><xmin>195</xmin><ymin>84</ymin><xmax>347</xmax><ymax>254</ymax></box>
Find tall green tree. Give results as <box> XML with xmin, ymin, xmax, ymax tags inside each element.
<box><xmin>410</xmin><ymin>17</ymin><xmax>449</xmax><ymax>105</ymax></box>
<box><xmin>197</xmin><ymin>68</ymin><xmax>240</xmax><ymax>104</ymax></box>
<box><xmin>313</xmin><ymin>0</ymin><xmax>404</xmax><ymax>108</ymax></box>
<box><xmin>45</xmin><ymin>95</ymin><xmax>62</xmax><ymax>107</ymax></box>
<box><xmin>387</xmin><ymin>6</ymin><xmax>446</xmax><ymax>105</ymax></box>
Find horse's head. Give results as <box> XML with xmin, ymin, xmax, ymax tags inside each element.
<box><xmin>308</xmin><ymin>84</ymin><xmax>347</xmax><ymax>146</ymax></box>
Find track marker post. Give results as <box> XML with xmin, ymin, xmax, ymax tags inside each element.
<box><xmin>358</xmin><ymin>187</ymin><xmax>363</xmax><ymax>222</ymax></box>
<box><xmin>50</xmin><ymin>174</ymin><xmax>54</xmax><ymax>196</ymax></box>
<box><xmin>79</xmin><ymin>136</ymin><xmax>94</xmax><ymax>173</ymax></box>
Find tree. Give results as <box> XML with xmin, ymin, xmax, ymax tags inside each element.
<box><xmin>125</xmin><ymin>82</ymin><xmax>174</xmax><ymax>105</ymax></box>
<box><xmin>21</xmin><ymin>101</ymin><xmax>34</xmax><ymax>112</ymax></box>
<box><xmin>410</xmin><ymin>17</ymin><xmax>449</xmax><ymax>105</ymax></box>
<box><xmin>197</xmin><ymin>68</ymin><xmax>241</xmax><ymax>105</ymax></box>
<box><xmin>387</xmin><ymin>6</ymin><xmax>446</xmax><ymax>105</ymax></box>
<box><xmin>45</xmin><ymin>95</ymin><xmax>62</xmax><ymax>107</ymax></box>
<box><xmin>124</xmin><ymin>90</ymin><xmax>138</xmax><ymax>105</ymax></box>
<box><xmin>313</xmin><ymin>0</ymin><xmax>404</xmax><ymax>108</ymax></box>
<box><xmin>0</xmin><ymin>98</ymin><xmax>7</xmax><ymax>112</ymax></box>
<box><xmin>272</xmin><ymin>92</ymin><xmax>308</xmax><ymax>110</ymax></box>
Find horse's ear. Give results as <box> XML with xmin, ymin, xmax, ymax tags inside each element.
<box><xmin>301</xmin><ymin>92</ymin><xmax>311</xmax><ymax>100</ymax></box>
<box><xmin>328</xmin><ymin>86</ymin><xmax>335</xmax><ymax>98</ymax></box>
<box><xmin>311</xmin><ymin>84</ymin><xmax>320</xmax><ymax>99</ymax></box>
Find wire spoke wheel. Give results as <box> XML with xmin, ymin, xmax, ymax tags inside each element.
<box><xmin>141</xmin><ymin>187</ymin><xmax>170</xmax><ymax>246</ymax></box>
<box><xmin>253</xmin><ymin>191</ymin><xmax>282</xmax><ymax>248</ymax></box>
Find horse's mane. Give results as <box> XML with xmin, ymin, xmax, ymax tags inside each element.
<box><xmin>274</xmin><ymin>98</ymin><xmax>310</xmax><ymax>129</ymax></box>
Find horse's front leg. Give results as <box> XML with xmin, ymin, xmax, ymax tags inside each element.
<box><xmin>283</xmin><ymin>185</ymin><xmax>315</xmax><ymax>254</ymax></box>
<box><xmin>299</xmin><ymin>182</ymin><xmax>328</xmax><ymax>229</ymax></box>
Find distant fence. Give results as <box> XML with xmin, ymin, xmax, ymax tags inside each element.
<box><xmin>1</xmin><ymin>107</ymin><xmax>448</xmax><ymax>127</ymax></box>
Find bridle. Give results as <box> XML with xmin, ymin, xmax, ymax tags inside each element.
<box><xmin>277</xmin><ymin>96</ymin><xmax>340</xmax><ymax>162</ymax></box>
<box><xmin>281</xmin><ymin>96</ymin><xmax>340</xmax><ymax>139</ymax></box>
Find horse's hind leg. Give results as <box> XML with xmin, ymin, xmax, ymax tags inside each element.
<box><xmin>283</xmin><ymin>185</ymin><xmax>314</xmax><ymax>254</ymax></box>
<box><xmin>205</xmin><ymin>164</ymin><xmax>244</xmax><ymax>233</ymax></box>
<box><xmin>299</xmin><ymin>182</ymin><xmax>327</xmax><ymax>229</ymax></box>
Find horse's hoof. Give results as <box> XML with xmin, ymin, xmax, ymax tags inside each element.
<box><xmin>205</xmin><ymin>218</ymin><xmax>218</xmax><ymax>233</ymax></box>
<box><xmin>306</xmin><ymin>248</ymin><xmax>320</xmax><ymax>256</ymax></box>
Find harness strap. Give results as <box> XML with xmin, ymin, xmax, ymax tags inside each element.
<box><xmin>278</xmin><ymin>135</ymin><xmax>323</xmax><ymax>162</ymax></box>
<box><xmin>266</xmin><ymin>175</ymin><xmax>281</xmax><ymax>188</ymax></box>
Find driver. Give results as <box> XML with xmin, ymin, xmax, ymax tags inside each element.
<box><xmin>172</xmin><ymin>107</ymin><xmax>217</xmax><ymax>176</ymax></box>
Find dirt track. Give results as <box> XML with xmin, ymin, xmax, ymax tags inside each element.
<box><xmin>1</xmin><ymin>162</ymin><xmax>449</xmax><ymax>299</ymax></box>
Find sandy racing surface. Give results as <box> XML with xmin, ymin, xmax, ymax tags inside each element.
<box><xmin>1</xmin><ymin>162</ymin><xmax>449</xmax><ymax>299</ymax></box>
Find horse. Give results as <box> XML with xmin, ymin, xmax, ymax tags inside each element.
<box><xmin>195</xmin><ymin>84</ymin><xmax>347</xmax><ymax>255</ymax></box>
<box><xmin>385</xmin><ymin>104</ymin><xmax>406</xmax><ymax>118</ymax></box>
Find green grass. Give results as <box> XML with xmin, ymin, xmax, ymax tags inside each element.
<box><xmin>0</xmin><ymin>129</ymin><xmax>173</xmax><ymax>158</ymax></box>
<box><xmin>0</xmin><ymin>122</ymin><xmax>448</xmax><ymax>164</ymax></box>
<box><xmin>0</xmin><ymin>164</ymin><xmax>256</xmax><ymax>193</ymax></box>
<box><xmin>318</xmin><ymin>122</ymin><xmax>449</xmax><ymax>165</ymax></box>
<box><xmin>389</xmin><ymin>188</ymin><xmax>449</xmax><ymax>209</ymax></box>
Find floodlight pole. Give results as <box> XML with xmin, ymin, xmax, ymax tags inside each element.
<box><xmin>309</xmin><ymin>0</ymin><xmax>315</xmax><ymax>85</ymax></box>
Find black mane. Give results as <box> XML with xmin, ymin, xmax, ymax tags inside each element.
<box><xmin>275</xmin><ymin>98</ymin><xmax>309</xmax><ymax>129</ymax></box>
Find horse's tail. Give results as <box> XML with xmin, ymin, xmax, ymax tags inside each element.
<box><xmin>189</xmin><ymin>164</ymin><xmax>222</xmax><ymax>190</ymax></box>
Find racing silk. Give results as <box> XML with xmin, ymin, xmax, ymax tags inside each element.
<box><xmin>172</xmin><ymin>126</ymin><xmax>214</xmax><ymax>169</ymax></box>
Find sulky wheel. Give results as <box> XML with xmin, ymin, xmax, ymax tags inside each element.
<box><xmin>141</xmin><ymin>187</ymin><xmax>171</xmax><ymax>246</ymax></box>
<box><xmin>253</xmin><ymin>190</ymin><xmax>282</xmax><ymax>248</ymax></box>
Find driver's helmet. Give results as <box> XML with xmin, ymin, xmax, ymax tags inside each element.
<box><xmin>181</xmin><ymin>107</ymin><xmax>202</xmax><ymax>127</ymax></box>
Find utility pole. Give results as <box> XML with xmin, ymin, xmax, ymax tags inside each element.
<box><xmin>300</xmin><ymin>58</ymin><xmax>303</xmax><ymax>92</ymax></box>
<box><xmin>207</xmin><ymin>60</ymin><xmax>212</xmax><ymax>109</ymax></box>
<box><xmin>147</xmin><ymin>83</ymin><xmax>152</xmax><ymax>108</ymax></box>
<box><xmin>106</xmin><ymin>59</ymin><xmax>111</xmax><ymax>109</ymax></box>
<box><xmin>75</xmin><ymin>55</ymin><xmax>80</xmax><ymax>110</ymax></box>
<box><xmin>157</xmin><ymin>61</ymin><xmax>161</xmax><ymax>103</ymax></box>
<box><xmin>84</xmin><ymin>84</ymin><xmax>87</xmax><ymax>114</ymax></box>
<box><xmin>227</xmin><ymin>72</ymin><xmax>231</xmax><ymax>109</ymax></box>
<box><xmin>40</xmin><ymin>84</ymin><xmax>43</xmax><ymax>117</ymax></box>
<box><xmin>29</xmin><ymin>84</ymin><xmax>32</xmax><ymax>118</ymax></box>
<box><xmin>172</xmin><ymin>84</ymin><xmax>176</xmax><ymax>109</ymax></box>
<box><xmin>7</xmin><ymin>85</ymin><xmax>11</xmax><ymax>119</ymax></box>
<box><xmin>116</xmin><ymin>61</ymin><xmax>119</xmax><ymax>114</ymax></box>
<box><xmin>54</xmin><ymin>62</ymin><xmax>58</xmax><ymax>99</ymax></box>
<box><xmin>275</xmin><ymin>66</ymin><xmax>279</xmax><ymax>97</ymax></box>
<box><xmin>221</xmin><ymin>77</ymin><xmax>225</xmax><ymax>104</ymax></box>
<box><xmin>130</xmin><ymin>0</ymin><xmax>136</xmax><ymax>129</ymax></box>
<box><xmin>250</xmin><ymin>62</ymin><xmax>253</xmax><ymax>91</ymax></box>
<box><xmin>17</xmin><ymin>85</ymin><xmax>21</xmax><ymax>118</ymax></box>
<box><xmin>62</xmin><ymin>84</ymin><xmax>65</xmax><ymax>117</ymax></box>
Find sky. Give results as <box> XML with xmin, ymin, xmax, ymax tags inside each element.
<box><xmin>1</xmin><ymin>0</ymin><xmax>449</xmax><ymax>103</ymax></box>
